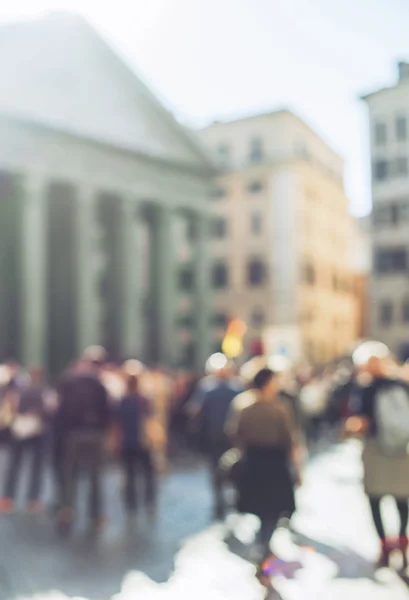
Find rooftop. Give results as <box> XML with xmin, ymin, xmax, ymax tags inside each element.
<box><xmin>203</xmin><ymin>107</ymin><xmax>343</xmax><ymax>163</ymax></box>
<box><xmin>361</xmin><ymin>60</ymin><xmax>409</xmax><ymax>101</ymax></box>
<box><xmin>0</xmin><ymin>11</ymin><xmax>214</xmax><ymax>172</ymax></box>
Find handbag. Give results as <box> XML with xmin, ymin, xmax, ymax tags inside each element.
<box><xmin>218</xmin><ymin>448</ymin><xmax>243</xmax><ymax>485</ymax></box>
<box><xmin>11</xmin><ymin>414</ymin><xmax>44</xmax><ymax>439</ymax></box>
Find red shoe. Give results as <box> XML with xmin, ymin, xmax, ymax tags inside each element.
<box><xmin>27</xmin><ymin>500</ymin><xmax>43</xmax><ymax>514</ymax></box>
<box><xmin>0</xmin><ymin>498</ymin><xmax>14</xmax><ymax>513</ymax></box>
<box><xmin>400</xmin><ymin>536</ymin><xmax>409</xmax><ymax>571</ymax></box>
<box><xmin>376</xmin><ymin>539</ymin><xmax>390</xmax><ymax>569</ymax></box>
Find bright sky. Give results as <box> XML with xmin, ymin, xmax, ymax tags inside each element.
<box><xmin>1</xmin><ymin>0</ymin><xmax>409</xmax><ymax>216</ymax></box>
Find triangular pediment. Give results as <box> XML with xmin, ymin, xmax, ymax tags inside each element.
<box><xmin>0</xmin><ymin>13</ymin><xmax>212</xmax><ymax>170</ymax></box>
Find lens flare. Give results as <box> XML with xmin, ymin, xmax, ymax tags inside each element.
<box><xmin>205</xmin><ymin>353</ymin><xmax>228</xmax><ymax>374</ymax></box>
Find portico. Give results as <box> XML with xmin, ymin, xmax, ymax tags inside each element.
<box><xmin>0</xmin><ymin>14</ymin><xmax>214</xmax><ymax>374</ymax></box>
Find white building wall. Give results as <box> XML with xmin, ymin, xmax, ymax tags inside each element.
<box><xmin>364</xmin><ymin>67</ymin><xmax>409</xmax><ymax>355</ymax></box>
<box><xmin>270</xmin><ymin>167</ymin><xmax>301</xmax><ymax>326</ymax></box>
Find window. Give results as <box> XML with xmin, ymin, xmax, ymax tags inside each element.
<box><xmin>301</xmin><ymin>309</ymin><xmax>314</xmax><ymax>324</ymax></box>
<box><xmin>251</xmin><ymin>308</ymin><xmax>265</xmax><ymax>328</ymax></box>
<box><xmin>295</xmin><ymin>141</ymin><xmax>310</xmax><ymax>160</ymax></box>
<box><xmin>403</xmin><ymin>299</ymin><xmax>409</xmax><ymax>323</ymax></box>
<box><xmin>374</xmin><ymin>121</ymin><xmax>387</xmax><ymax>146</ymax></box>
<box><xmin>212</xmin><ymin>217</ymin><xmax>227</xmax><ymax>238</ymax></box>
<box><xmin>373</xmin><ymin>160</ymin><xmax>388</xmax><ymax>181</ymax></box>
<box><xmin>391</xmin><ymin>203</ymin><xmax>400</xmax><ymax>226</ymax></box>
<box><xmin>373</xmin><ymin>206</ymin><xmax>390</xmax><ymax>227</ymax></box>
<box><xmin>247</xmin><ymin>259</ymin><xmax>266</xmax><ymax>286</ymax></box>
<box><xmin>396</xmin><ymin>116</ymin><xmax>407</xmax><ymax>141</ymax></box>
<box><xmin>187</xmin><ymin>219</ymin><xmax>196</xmax><ymax>241</ymax></box>
<box><xmin>401</xmin><ymin>202</ymin><xmax>409</xmax><ymax>222</ymax></box>
<box><xmin>375</xmin><ymin>247</ymin><xmax>408</xmax><ymax>274</ymax></box>
<box><xmin>213</xmin><ymin>341</ymin><xmax>223</xmax><ymax>354</ymax></box>
<box><xmin>380</xmin><ymin>301</ymin><xmax>393</xmax><ymax>326</ymax></box>
<box><xmin>251</xmin><ymin>211</ymin><xmax>262</xmax><ymax>234</ymax></box>
<box><xmin>212</xmin><ymin>263</ymin><xmax>228</xmax><ymax>288</ymax></box>
<box><xmin>374</xmin><ymin>202</ymin><xmax>409</xmax><ymax>227</ymax></box>
<box><xmin>396</xmin><ymin>157</ymin><xmax>408</xmax><ymax>177</ymax></box>
<box><xmin>179</xmin><ymin>267</ymin><xmax>195</xmax><ymax>290</ymax></box>
<box><xmin>247</xmin><ymin>180</ymin><xmax>264</xmax><ymax>194</ymax></box>
<box><xmin>178</xmin><ymin>314</ymin><xmax>195</xmax><ymax>328</ymax></box>
<box><xmin>213</xmin><ymin>313</ymin><xmax>228</xmax><ymax>328</ymax></box>
<box><xmin>180</xmin><ymin>341</ymin><xmax>196</xmax><ymax>369</ymax></box>
<box><xmin>217</xmin><ymin>143</ymin><xmax>229</xmax><ymax>159</ymax></box>
<box><xmin>249</xmin><ymin>137</ymin><xmax>263</xmax><ymax>163</ymax></box>
<box><xmin>212</xmin><ymin>186</ymin><xmax>227</xmax><ymax>199</ymax></box>
<box><xmin>302</xmin><ymin>262</ymin><xmax>316</xmax><ymax>285</ymax></box>
<box><xmin>342</xmin><ymin>277</ymin><xmax>351</xmax><ymax>293</ymax></box>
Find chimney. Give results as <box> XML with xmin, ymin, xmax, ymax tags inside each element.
<box><xmin>398</xmin><ymin>61</ymin><xmax>409</xmax><ymax>82</ymax></box>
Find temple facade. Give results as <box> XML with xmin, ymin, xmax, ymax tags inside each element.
<box><xmin>0</xmin><ymin>13</ymin><xmax>215</xmax><ymax>373</ymax></box>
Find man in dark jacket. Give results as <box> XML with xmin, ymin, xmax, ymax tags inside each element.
<box><xmin>117</xmin><ymin>373</ymin><xmax>156</xmax><ymax>514</ymax></box>
<box><xmin>188</xmin><ymin>360</ymin><xmax>242</xmax><ymax>519</ymax></box>
<box><xmin>55</xmin><ymin>357</ymin><xmax>110</xmax><ymax>531</ymax></box>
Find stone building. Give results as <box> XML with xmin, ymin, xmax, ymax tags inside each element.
<box><xmin>362</xmin><ymin>62</ymin><xmax>409</xmax><ymax>359</ymax></box>
<box><xmin>0</xmin><ymin>13</ymin><xmax>215</xmax><ymax>374</ymax></box>
<box><xmin>201</xmin><ymin>110</ymin><xmax>360</xmax><ymax>364</ymax></box>
<box><xmin>352</xmin><ymin>215</ymin><xmax>371</xmax><ymax>341</ymax></box>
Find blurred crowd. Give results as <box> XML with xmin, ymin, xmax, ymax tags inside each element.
<box><xmin>0</xmin><ymin>349</ymin><xmax>201</xmax><ymax>527</ymax></box>
<box><xmin>1</xmin><ymin>343</ymin><xmax>409</xmax><ymax>585</ymax></box>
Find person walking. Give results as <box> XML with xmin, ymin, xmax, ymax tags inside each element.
<box><xmin>227</xmin><ymin>368</ymin><xmax>299</xmax><ymax>566</ymax></box>
<box><xmin>347</xmin><ymin>355</ymin><xmax>409</xmax><ymax>572</ymax></box>
<box><xmin>0</xmin><ymin>369</ymin><xmax>50</xmax><ymax>513</ymax></box>
<box><xmin>139</xmin><ymin>367</ymin><xmax>173</xmax><ymax>474</ymax></box>
<box><xmin>55</xmin><ymin>355</ymin><xmax>111</xmax><ymax>532</ymax></box>
<box><xmin>299</xmin><ymin>373</ymin><xmax>329</xmax><ymax>446</ymax></box>
<box><xmin>188</xmin><ymin>357</ymin><xmax>242</xmax><ymax>519</ymax></box>
<box><xmin>0</xmin><ymin>368</ymin><xmax>17</xmax><ymax>447</ymax></box>
<box><xmin>116</xmin><ymin>372</ymin><xmax>158</xmax><ymax>515</ymax></box>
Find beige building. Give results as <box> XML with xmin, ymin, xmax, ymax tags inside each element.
<box><xmin>362</xmin><ymin>62</ymin><xmax>409</xmax><ymax>360</ymax></box>
<box><xmin>201</xmin><ymin>110</ymin><xmax>360</xmax><ymax>364</ymax></box>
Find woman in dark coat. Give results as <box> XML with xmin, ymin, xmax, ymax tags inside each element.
<box><xmin>230</xmin><ymin>368</ymin><xmax>298</xmax><ymax>562</ymax></box>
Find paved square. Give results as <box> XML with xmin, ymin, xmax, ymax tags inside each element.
<box><xmin>0</xmin><ymin>442</ymin><xmax>408</xmax><ymax>599</ymax></box>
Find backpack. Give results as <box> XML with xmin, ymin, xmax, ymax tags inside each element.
<box><xmin>375</xmin><ymin>384</ymin><xmax>409</xmax><ymax>456</ymax></box>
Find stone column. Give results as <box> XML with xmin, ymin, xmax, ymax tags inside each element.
<box><xmin>121</xmin><ymin>197</ymin><xmax>143</xmax><ymax>358</ymax></box>
<box><xmin>76</xmin><ymin>186</ymin><xmax>99</xmax><ymax>355</ymax></box>
<box><xmin>154</xmin><ymin>206</ymin><xmax>177</xmax><ymax>366</ymax></box>
<box><xmin>21</xmin><ymin>174</ymin><xmax>47</xmax><ymax>369</ymax></box>
<box><xmin>194</xmin><ymin>212</ymin><xmax>212</xmax><ymax>368</ymax></box>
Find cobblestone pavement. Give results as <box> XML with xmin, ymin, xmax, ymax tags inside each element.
<box><xmin>1</xmin><ymin>442</ymin><xmax>409</xmax><ymax>599</ymax></box>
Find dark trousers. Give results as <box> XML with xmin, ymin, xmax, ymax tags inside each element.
<box><xmin>257</xmin><ymin>517</ymin><xmax>278</xmax><ymax>558</ymax></box>
<box><xmin>61</xmin><ymin>431</ymin><xmax>105</xmax><ymax>521</ymax></box>
<box><xmin>0</xmin><ymin>429</ymin><xmax>10</xmax><ymax>447</ymax></box>
<box><xmin>369</xmin><ymin>496</ymin><xmax>409</xmax><ymax>541</ymax></box>
<box><xmin>208</xmin><ymin>437</ymin><xmax>231</xmax><ymax>517</ymax></box>
<box><xmin>4</xmin><ymin>435</ymin><xmax>46</xmax><ymax>501</ymax></box>
<box><xmin>122</xmin><ymin>446</ymin><xmax>156</xmax><ymax>512</ymax></box>
<box><xmin>53</xmin><ymin>436</ymin><xmax>64</xmax><ymax>510</ymax></box>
